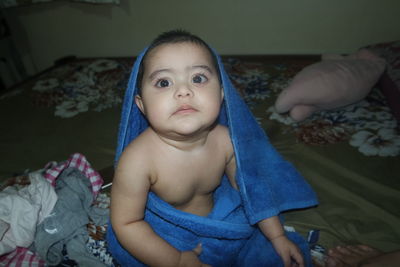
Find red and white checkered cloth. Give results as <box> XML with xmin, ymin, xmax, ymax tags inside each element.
<box><xmin>0</xmin><ymin>247</ymin><xmax>45</xmax><ymax>267</ymax></box>
<box><xmin>44</xmin><ymin>153</ymin><xmax>104</xmax><ymax>197</ymax></box>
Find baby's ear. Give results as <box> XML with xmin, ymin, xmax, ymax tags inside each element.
<box><xmin>135</xmin><ymin>95</ymin><xmax>145</xmax><ymax>115</ymax></box>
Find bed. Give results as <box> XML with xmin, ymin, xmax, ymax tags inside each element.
<box><xmin>0</xmin><ymin>41</ymin><xmax>399</xmax><ymax>266</ymax></box>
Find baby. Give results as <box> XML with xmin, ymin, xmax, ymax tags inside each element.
<box><xmin>109</xmin><ymin>30</ymin><xmax>309</xmax><ymax>267</ymax></box>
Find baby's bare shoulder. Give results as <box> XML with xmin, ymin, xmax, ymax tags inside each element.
<box><xmin>117</xmin><ymin>129</ymin><xmax>154</xmax><ymax>172</ymax></box>
<box><xmin>211</xmin><ymin>125</ymin><xmax>231</xmax><ymax>144</ymax></box>
<box><xmin>124</xmin><ymin>128</ymin><xmax>154</xmax><ymax>152</ymax></box>
<box><xmin>210</xmin><ymin>125</ymin><xmax>233</xmax><ymax>155</ymax></box>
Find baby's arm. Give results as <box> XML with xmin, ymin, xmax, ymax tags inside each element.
<box><xmin>223</xmin><ymin>137</ymin><xmax>303</xmax><ymax>267</ymax></box>
<box><xmin>225</xmin><ymin>153</ymin><xmax>238</xmax><ymax>190</ymax></box>
<box><xmin>110</xmin><ymin>143</ymin><xmax>208</xmax><ymax>267</ymax></box>
<box><xmin>258</xmin><ymin>217</ymin><xmax>304</xmax><ymax>267</ymax></box>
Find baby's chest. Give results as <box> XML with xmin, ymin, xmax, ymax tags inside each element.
<box><xmin>151</xmin><ymin>156</ymin><xmax>226</xmax><ymax>203</ymax></box>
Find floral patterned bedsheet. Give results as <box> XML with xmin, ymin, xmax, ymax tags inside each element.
<box><xmin>30</xmin><ymin>59</ymin><xmax>129</xmax><ymax>117</ymax></box>
<box><xmin>224</xmin><ymin>57</ymin><xmax>399</xmax><ymax>157</ymax></box>
<box><xmin>5</xmin><ymin>56</ymin><xmax>398</xmax><ymax>157</ymax></box>
<box><xmin>1</xmin><ymin>56</ymin><xmax>399</xmax><ymax>253</ymax></box>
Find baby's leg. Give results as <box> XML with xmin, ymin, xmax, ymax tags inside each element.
<box><xmin>325</xmin><ymin>245</ymin><xmax>400</xmax><ymax>267</ymax></box>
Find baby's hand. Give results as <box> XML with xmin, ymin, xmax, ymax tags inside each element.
<box><xmin>271</xmin><ymin>235</ymin><xmax>304</xmax><ymax>267</ymax></box>
<box><xmin>178</xmin><ymin>243</ymin><xmax>211</xmax><ymax>267</ymax></box>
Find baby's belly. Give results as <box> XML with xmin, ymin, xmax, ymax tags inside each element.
<box><xmin>152</xmin><ymin>189</ymin><xmax>214</xmax><ymax>217</ymax></box>
<box><xmin>174</xmin><ymin>196</ymin><xmax>214</xmax><ymax>216</ymax></box>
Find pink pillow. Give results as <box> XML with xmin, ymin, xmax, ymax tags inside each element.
<box><xmin>275</xmin><ymin>49</ymin><xmax>386</xmax><ymax>121</ymax></box>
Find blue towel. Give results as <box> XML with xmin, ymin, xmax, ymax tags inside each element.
<box><xmin>107</xmin><ymin>46</ymin><xmax>318</xmax><ymax>266</ymax></box>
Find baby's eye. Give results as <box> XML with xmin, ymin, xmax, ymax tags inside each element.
<box><xmin>155</xmin><ymin>79</ymin><xmax>171</xmax><ymax>88</ymax></box>
<box><xmin>192</xmin><ymin>74</ymin><xmax>208</xmax><ymax>84</ymax></box>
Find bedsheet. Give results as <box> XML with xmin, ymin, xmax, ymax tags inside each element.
<box><xmin>0</xmin><ymin>56</ymin><xmax>399</xmax><ymax>261</ymax></box>
<box><xmin>0</xmin><ymin>58</ymin><xmax>132</xmax><ymax>182</ymax></box>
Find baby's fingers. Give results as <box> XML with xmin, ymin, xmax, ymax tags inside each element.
<box><xmin>192</xmin><ymin>244</ymin><xmax>212</xmax><ymax>267</ymax></box>
<box><xmin>284</xmin><ymin>257</ymin><xmax>291</xmax><ymax>267</ymax></box>
<box><xmin>290</xmin><ymin>249</ymin><xmax>304</xmax><ymax>267</ymax></box>
<box><xmin>192</xmin><ymin>243</ymin><xmax>203</xmax><ymax>256</ymax></box>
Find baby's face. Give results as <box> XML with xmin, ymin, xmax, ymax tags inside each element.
<box><xmin>136</xmin><ymin>42</ymin><xmax>223</xmax><ymax>139</ymax></box>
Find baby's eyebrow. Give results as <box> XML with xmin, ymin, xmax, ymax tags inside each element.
<box><xmin>148</xmin><ymin>68</ymin><xmax>171</xmax><ymax>81</ymax></box>
<box><xmin>147</xmin><ymin>65</ymin><xmax>214</xmax><ymax>81</ymax></box>
<box><xmin>190</xmin><ymin>65</ymin><xmax>214</xmax><ymax>74</ymax></box>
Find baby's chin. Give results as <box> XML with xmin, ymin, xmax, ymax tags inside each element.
<box><xmin>166</xmin><ymin>123</ymin><xmax>216</xmax><ymax>140</ymax></box>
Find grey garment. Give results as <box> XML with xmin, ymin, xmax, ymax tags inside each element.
<box><xmin>90</xmin><ymin>205</ymin><xmax>109</xmax><ymax>226</ymax></box>
<box><xmin>66</xmin><ymin>229</ymin><xmax>106</xmax><ymax>266</ymax></box>
<box><xmin>33</xmin><ymin>167</ymin><xmax>107</xmax><ymax>266</ymax></box>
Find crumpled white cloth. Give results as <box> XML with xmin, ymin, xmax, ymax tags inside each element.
<box><xmin>0</xmin><ymin>171</ymin><xmax>57</xmax><ymax>255</ymax></box>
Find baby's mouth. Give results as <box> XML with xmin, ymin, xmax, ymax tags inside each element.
<box><xmin>173</xmin><ymin>105</ymin><xmax>198</xmax><ymax>115</ymax></box>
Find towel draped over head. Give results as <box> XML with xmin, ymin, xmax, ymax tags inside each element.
<box><xmin>116</xmin><ymin>46</ymin><xmax>318</xmax><ymax>224</ymax></box>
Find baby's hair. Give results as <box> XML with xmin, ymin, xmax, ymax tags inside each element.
<box><xmin>137</xmin><ymin>29</ymin><xmax>220</xmax><ymax>95</ymax></box>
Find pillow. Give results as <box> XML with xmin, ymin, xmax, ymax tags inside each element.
<box><xmin>364</xmin><ymin>41</ymin><xmax>400</xmax><ymax>122</ymax></box>
<box><xmin>275</xmin><ymin>49</ymin><xmax>386</xmax><ymax>122</ymax></box>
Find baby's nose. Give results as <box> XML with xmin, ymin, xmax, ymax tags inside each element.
<box><xmin>175</xmin><ymin>84</ymin><xmax>193</xmax><ymax>98</ymax></box>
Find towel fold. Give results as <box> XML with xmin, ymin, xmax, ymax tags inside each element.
<box><xmin>107</xmin><ymin>178</ymin><xmax>312</xmax><ymax>266</ymax></box>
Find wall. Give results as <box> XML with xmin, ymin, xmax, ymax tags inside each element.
<box><xmin>5</xmin><ymin>0</ymin><xmax>400</xmax><ymax>74</ymax></box>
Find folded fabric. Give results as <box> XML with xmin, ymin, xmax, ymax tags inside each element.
<box><xmin>0</xmin><ymin>171</ymin><xmax>57</xmax><ymax>255</ymax></box>
<box><xmin>43</xmin><ymin>153</ymin><xmax>104</xmax><ymax>197</ymax></box>
<box><xmin>33</xmin><ymin>167</ymin><xmax>107</xmax><ymax>266</ymax></box>
<box><xmin>0</xmin><ymin>247</ymin><xmax>46</xmax><ymax>267</ymax></box>
<box><xmin>108</xmin><ymin>45</ymin><xmax>318</xmax><ymax>266</ymax></box>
